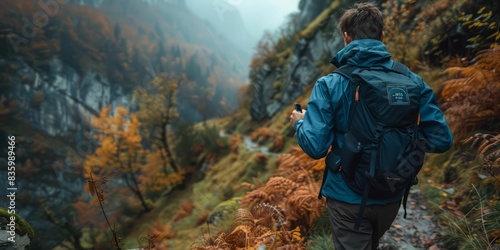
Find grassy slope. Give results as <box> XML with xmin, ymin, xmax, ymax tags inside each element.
<box><xmin>120</xmin><ymin>86</ymin><xmax>315</xmax><ymax>249</ymax></box>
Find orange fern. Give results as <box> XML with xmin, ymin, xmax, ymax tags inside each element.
<box><xmin>461</xmin><ymin>133</ymin><xmax>500</xmax><ymax>177</ymax></box>
<box><xmin>228</xmin><ymin>133</ymin><xmax>243</xmax><ymax>153</ymax></box>
<box><xmin>196</xmin><ymin>127</ymin><xmax>327</xmax><ymax>248</ymax></box>
<box><xmin>193</xmin><ymin>205</ymin><xmax>305</xmax><ymax>249</ymax></box>
<box><xmin>196</xmin><ymin>212</ymin><xmax>210</xmax><ymax>227</ymax></box>
<box><xmin>441</xmin><ymin>45</ymin><xmax>500</xmax><ymax>140</ymax></box>
<box><xmin>253</xmin><ymin>152</ymin><xmax>269</xmax><ymax>164</ymax></box>
<box><xmin>175</xmin><ymin>201</ymin><xmax>196</xmax><ymax>222</ymax></box>
<box><xmin>249</xmin><ymin>127</ymin><xmax>285</xmax><ymax>153</ymax></box>
<box><xmin>147</xmin><ymin>220</ymin><xmax>177</xmax><ymax>241</ymax></box>
<box><xmin>240</xmin><ymin>145</ymin><xmax>326</xmax><ymax>238</ymax></box>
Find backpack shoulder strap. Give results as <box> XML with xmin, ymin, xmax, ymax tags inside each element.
<box><xmin>333</xmin><ymin>65</ymin><xmax>358</xmax><ymax>80</ymax></box>
<box><xmin>318</xmin><ymin>65</ymin><xmax>360</xmax><ymax>200</ymax></box>
<box><xmin>333</xmin><ymin>65</ymin><xmax>362</xmax><ymax>131</ymax></box>
<box><xmin>391</xmin><ymin>61</ymin><xmax>410</xmax><ymax>77</ymax></box>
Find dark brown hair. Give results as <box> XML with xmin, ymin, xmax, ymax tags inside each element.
<box><xmin>338</xmin><ymin>2</ymin><xmax>384</xmax><ymax>40</ymax></box>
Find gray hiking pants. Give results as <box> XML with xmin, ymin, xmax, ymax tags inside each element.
<box><xmin>326</xmin><ymin>198</ymin><xmax>401</xmax><ymax>250</ymax></box>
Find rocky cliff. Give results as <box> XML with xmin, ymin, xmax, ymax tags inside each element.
<box><xmin>2</xmin><ymin>57</ymin><xmax>125</xmax><ymax>136</ymax></box>
<box><xmin>249</xmin><ymin>0</ymin><xmax>344</xmax><ymax>120</ymax></box>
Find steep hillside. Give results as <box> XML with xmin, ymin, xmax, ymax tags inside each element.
<box><xmin>0</xmin><ymin>0</ymin><xmax>248</xmax><ymax>249</ymax></box>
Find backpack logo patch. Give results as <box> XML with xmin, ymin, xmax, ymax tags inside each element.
<box><xmin>387</xmin><ymin>85</ymin><xmax>410</xmax><ymax>105</ymax></box>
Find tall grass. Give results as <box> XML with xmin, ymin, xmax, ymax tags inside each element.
<box><xmin>439</xmin><ymin>183</ymin><xmax>500</xmax><ymax>249</ymax></box>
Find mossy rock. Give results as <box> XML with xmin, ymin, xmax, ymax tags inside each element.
<box><xmin>207</xmin><ymin>197</ymin><xmax>243</xmax><ymax>231</ymax></box>
<box><xmin>0</xmin><ymin>208</ymin><xmax>35</xmax><ymax>239</ymax></box>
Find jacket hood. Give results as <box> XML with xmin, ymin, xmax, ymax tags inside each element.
<box><xmin>330</xmin><ymin>39</ymin><xmax>392</xmax><ymax>68</ymax></box>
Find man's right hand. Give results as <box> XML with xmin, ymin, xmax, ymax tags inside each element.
<box><xmin>290</xmin><ymin>109</ymin><xmax>306</xmax><ymax>128</ymax></box>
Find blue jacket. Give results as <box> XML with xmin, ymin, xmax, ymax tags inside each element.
<box><xmin>294</xmin><ymin>39</ymin><xmax>453</xmax><ymax>205</ymax></box>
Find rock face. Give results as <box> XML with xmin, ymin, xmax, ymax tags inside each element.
<box><xmin>2</xmin><ymin>57</ymin><xmax>127</xmax><ymax>137</ymax></box>
<box><xmin>249</xmin><ymin>0</ymin><xmax>392</xmax><ymax>121</ymax></box>
<box><xmin>250</xmin><ymin>0</ymin><xmax>345</xmax><ymax>121</ymax></box>
<box><xmin>0</xmin><ymin>56</ymin><xmax>120</xmax><ymax>249</ymax></box>
<box><xmin>0</xmin><ymin>231</ymin><xmax>31</xmax><ymax>250</ymax></box>
<box><xmin>298</xmin><ymin>0</ymin><xmax>331</xmax><ymax>29</ymax></box>
<box><xmin>0</xmin><ymin>210</ymin><xmax>34</xmax><ymax>250</ymax></box>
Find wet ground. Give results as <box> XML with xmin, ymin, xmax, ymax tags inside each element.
<box><xmin>379</xmin><ymin>189</ymin><xmax>442</xmax><ymax>250</ymax></box>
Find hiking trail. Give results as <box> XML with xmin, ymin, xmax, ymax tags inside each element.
<box><xmin>380</xmin><ymin>189</ymin><xmax>442</xmax><ymax>250</ymax></box>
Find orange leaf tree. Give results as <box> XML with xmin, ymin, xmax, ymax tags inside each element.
<box><xmin>84</xmin><ymin>106</ymin><xmax>151</xmax><ymax>213</ymax></box>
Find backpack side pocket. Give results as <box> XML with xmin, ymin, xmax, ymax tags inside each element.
<box><xmin>325</xmin><ymin>148</ymin><xmax>342</xmax><ymax>172</ymax></box>
<box><xmin>341</xmin><ymin>131</ymin><xmax>363</xmax><ymax>179</ymax></box>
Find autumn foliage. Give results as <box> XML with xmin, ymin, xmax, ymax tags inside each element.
<box><xmin>436</xmin><ymin>43</ymin><xmax>500</xmax><ymax>248</ymax></box>
<box><xmin>462</xmin><ymin>133</ymin><xmax>500</xmax><ymax>179</ymax></box>
<box><xmin>228</xmin><ymin>133</ymin><xmax>244</xmax><ymax>153</ymax></box>
<box><xmin>134</xmin><ymin>74</ymin><xmax>180</xmax><ymax>174</ymax></box>
<box><xmin>175</xmin><ymin>201</ymin><xmax>196</xmax><ymax>222</ymax></box>
<box><xmin>249</xmin><ymin>127</ymin><xmax>285</xmax><ymax>152</ymax></box>
<box><xmin>382</xmin><ymin>0</ymin><xmax>428</xmax><ymax>65</ymax></box>
<box><xmin>147</xmin><ymin>221</ymin><xmax>177</xmax><ymax>244</ymax></box>
<box><xmin>192</xmin><ymin>204</ymin><xmax>304</xmax><ymax>249</ymax></box>
<box><xmin>440</xmin><ymin>45</ymin><xmax>500</xmax><ymax>140</ymax></box>
<box><xmin>84</xmin><ymin>106</ymin><xmax>151</xmax><ymax>212</ymax></box>
<box><xmin>241</xmin><ymin>147</ymin><xmax>325</xmax><ymax>228</ymax></box>
<box><xmin>194</xmin><ymin>147</ymin><xmax>325</xmax><ymax>248</ymax></box>
<box><xmin>0</xmin><ymin>0</ymin><xmax>245</xmax><ymax>122</ymax></box>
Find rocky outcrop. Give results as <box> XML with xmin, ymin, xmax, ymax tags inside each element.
<box><xmin>0</xmin><ymin>56</ymin><xmax>123</xmax><ymax>249</ymax></box>
<box><xmin>2</xmin><ymin>57</ymin><xmax>127</xmax><ymax>137</ymax></box>
<box><xmin>298</xmin><ymin>0</ymin><xmax>330</xmax><ymax>29</ymax></box>
<box><xmin>0</xmin><ymin>209</ymin><xmax>34</xmax><ymax>250</ymax></box>
<box><xmin>250</xmin><ymin>0</ymin><xmax>345</xmax><ymax>121</ymax></box>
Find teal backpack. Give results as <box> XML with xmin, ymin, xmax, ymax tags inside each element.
<box><xmin>323</xmin><ymin>61</ymin><xmax>426</xmax><ymax>230</ymax></box>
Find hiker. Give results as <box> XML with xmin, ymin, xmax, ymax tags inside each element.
<box><xmin>289</xmin><ymin>2</ymin><xmax>453</xmax><ymax>250</ymax></box>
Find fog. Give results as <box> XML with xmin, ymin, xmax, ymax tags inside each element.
<box><xmin>233</xmin><ymin>0</ymin><xmax>300</xmax><ymax>38</ymax></box>
<box><xmin>185</xmin><ymin>0</ymin><xmax>300</xmax><ymax>54</ymax></box>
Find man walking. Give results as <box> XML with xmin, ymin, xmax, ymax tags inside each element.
<box><xmin>289</xmin><ymin>2</ymin><xmax>453</xmax><ymax>249</ymax></box>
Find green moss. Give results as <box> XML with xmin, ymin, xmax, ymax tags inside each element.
<box><xmin>0</xmin><ymin>208</ymin><xmax>35</xmax><ymax>239</ymax></box>
<box><xmin>276</xmin><ymin>48</ymin><xmax>292</xmax><ymax>65</ymax></box>
<box><xmin>299</xmin><ymin>0</ymin><xmax>341</xmax><ymax>39</ymax></box>
<box><xmin>273</xmin><ymin>80</ymin><xmax>282</xmax><ymax>90</ymax></box>
<box><xmin>273</xmin><ymin>93</ymin><xmax>283</xmax><ymax>101</ymax></box>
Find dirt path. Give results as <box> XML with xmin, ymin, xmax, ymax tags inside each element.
<box><xmin>379</xmin><ymin>189</ymin><xmax>441</xmax><ymax>250</ymax></box>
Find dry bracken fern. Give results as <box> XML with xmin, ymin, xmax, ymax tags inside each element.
<box><xmin>147</xmin><ymin>221</ymin><xmax>177</xmax><ymax>242</ymax></box>
<box><xmin>249</xmin><ymin>127</ymin><xmax>285</xmax><ymax>153</ymax></box>
<box><xmin>461</xmin><ymin>133</ymin><xmax>500</xmax><ymax>177</ymax></box>
<box><xmin>196</xmin><ymin>146</ymin><xmax>325</xmax><ymax>249</ymax></box>
<box><xmin>240</xmin><ymin>145</ymin><xmax>326</xmax><ymax>233</ymax></box>
<box><xmin>194</xmin><ymin>204</ymin><xmax>305</xmax><ymax>249</ymax></box>
<box><xmin>441</xmin><ymin>45</ymin><xmax>500</xmax><ymax>140</ymax></box>
<box><xmin>231</xmin><ymin>208</ymin><xmax>256</xmax><ymax>229</ymax></box>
